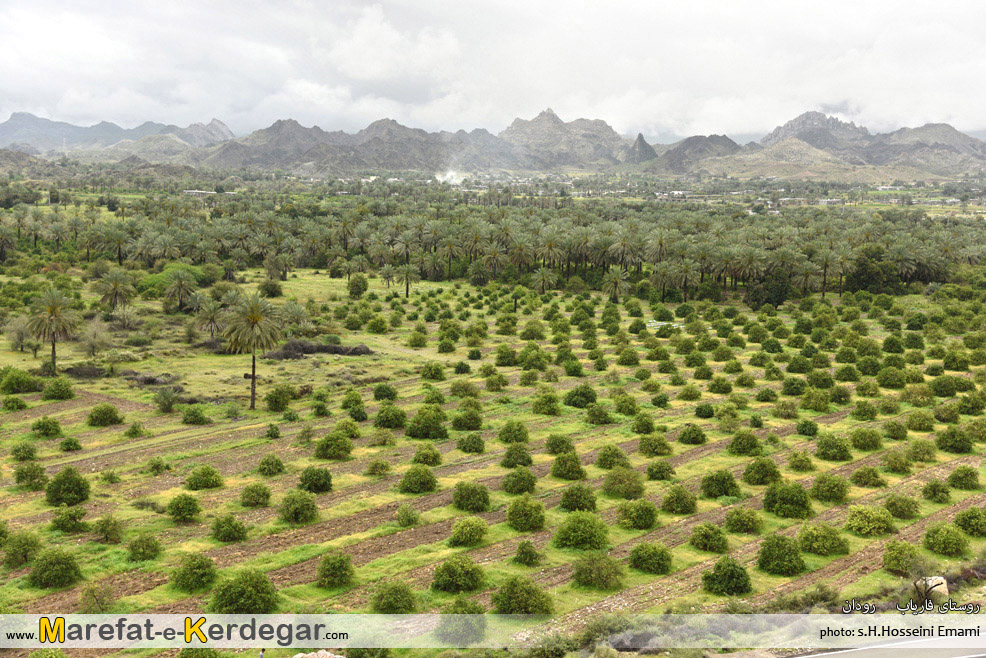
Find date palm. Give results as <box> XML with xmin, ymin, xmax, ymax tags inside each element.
<box><xmin>27</xmin><ymin>287</ymin><xmax>81</xmax><ymax>372</ymax></box>
<box><xmin>397</xmin><ymin>264</ymin><xmax>421</xmax><ymax>298</ymax></box>
<box><xmin>601</xmin><ymin>268</ymin><xmax>630</xmax><ymax>303</ymax></box>
<box><xmin>224</xmin><ymin>293</ymin><xmax>283</xmax><ymax>410</ymax></box>
<box><xmin>164</xmin><ymin>269</ymin><xmax>197</xmax><ymax>311</ymax></box>
<box><xmin>532</xmin><ymin>266</ymin><xmax>558</xmax><ymax>294</ymax></box>
<box><xmin>93</xmin><ymin>269</ymin><xmax>135</xmax><ymax>309</ymax></box>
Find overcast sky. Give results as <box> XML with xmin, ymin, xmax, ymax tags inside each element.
<box><xmin>3</xmin><ymin>0</ymin><xmax>985</xmax><ymax>142</ymax></box>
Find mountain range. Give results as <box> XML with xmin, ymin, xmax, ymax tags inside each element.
<box><xmin>2</xmin><ymin>109</ymin><xmax>985</xmax><ymax>180</ymax></box>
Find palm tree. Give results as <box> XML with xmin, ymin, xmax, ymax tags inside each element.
<box><xmin>196</xmin><ymin>301</ymin><xmax>225</xmax><ymax>338</ymax></box>
<box><xmin>224</xmin><ymin>294</ymin><xmax>283</xmax><ymax>410</ymax></box>
<box><xmin>93</xmin><ymin>269</ymin><xmax>135</xmax><ymax>309</ymax></box>
<box><xmin>601</xmin><ymin>268</ymin><xmax>630</xmax><ymax>303</ymax></box>
<box><xmin>164</xmin><ymin>270</ymin><xmax>197</xmax><ymax>311</ymax></box>
<box><xmin>379</xmin><ymin>264</ymin><xmax>396</xmax><ymax>288</ymax></box>
<box><xmin>397</xmin><ymin>264</ymin><xmax>421</xmax><ymax>298</ymax></box>
<box><xmin>673</xmin><ymin>259</ymin><xmax>700</xmax><ymax>302</ymax></box>
<box><xmin>27</xmin><ymin>287</ymin><xmax>81</xmax><ymax>372</ymax></box>
<box><xmin>532</xmin><ymin>267</ymin><xmax>558</xmax><ymax>294</ymax></box>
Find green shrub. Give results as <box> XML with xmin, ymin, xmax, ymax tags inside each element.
<box><xmin>924</xmin><ymin>522</ymin><xmax>968</xmax><ymax>557</ymax></box>
<box><xmin>41</xmin><ymin>378</ymin><xmax>73</xmax><ymax>401</ymax></box>
<box><xmin>661</xmin><ymin>484</ymin><xmax>697</xmax><ymax>514</ymax></box>
<box><xmin>279</xmin><ymin>490</ymin><xmax>318</xmax><ymax>524</ymax></box>
<box><xmin>595</xmin><ymin>443</ymin><xmax>630</xmax><ymax>469</ymax></box>
<box><xmin>647</xmin><ymin>460</ymin><xmax>675</xmax><ymax>481</ymax></box>
<box><xmin>702</xmin><ymin>556</ymin><xmax>752</xmax><ymax>595</ymax></box>
<box><xmin>185</xmin><ymin>465</ymin><xmax>223</xmax><ymax>490</ymax></box>
<box><xmin>724</xmin><ymin>507</ymin><xmax>763</xmax><ymax>534</ymax></box>
<box><xmin>449</xmin><ymin>516</ymin><xmax>488</xmax><ymax>546</ymax></box>
<box><xmin>602</xmin><ymin>467</ymin><xmax>644</xmax><ymax>499</ymax></box>
<box><xmin>629</xmin><ymin>542</ymin><xmax>672</xmax><ymax>574</ymax></box>
<box><xmin>955</xmin><ymin>508</ymin><xmax>986</xmax><ymax>537</ymax></box>
<box><xmin>395</xmin><ymin>503</ymin><xmax>419</xmax><ymax>527</ymax></box>
<box><xmin>372</xmin><ymin>581</ymin><xmax>417</xmax><ymax>613</ymax></box>
<box><xmin>764</xmin><ymin>481</ymin><xmax>812</xmax><ymax>518</ymax></box>
<box><xmin>616</xmin><ymin>499</ymin><xmax>658</xmax><ymax>530</ymax></box>
<box><xmin>432</xmin><ymin>553</ymin><xmax>484</xmax><ymax>593</ymax></box>
<box><xmin>936</xmin><ymin>426</ymin><xmax>973</xmax><ymax>454</ymax></box>
<box><xmin>885</xmin><ymin>493</ymin><xmax>920</xmax><ymax>519</ymax></box>
<box><xmin>29</xmin><ymin>548</ymin><xmax>82</xmax><ymax>588</ymax></box>
<box><xmin>16</xmin><ymin>462</ymin><xmax>48</xmax><ymax>490</ymax></box>
<box><xmin>639</xmin><ymin>433</ymin><xmax>672</xmax><ymax>457</ymax></box>
<box><xmin>314</xmin><ymin>432</ymin><xmax>353</xmax><ymax>460</ymax></box>
<box><xmin>948</xmin><ymin>465</ymin><xmax>981</xmax><ymax>490</ymax></box>
<box><xmin>850</xmin><ymin>466</ymin><xmax>887</xmax><ymax>488</ymax></box>
<box><xmin>453</xmin><ymin>481</ymin><xmax>490</xmax><ymax>512</ymax></box>
<box><xmin>45</xmin><ymin>467</ymin><xmax>90</xmax><ymax>506</ymax></box>
<box><xmin>789</xmin><ymin>450</ymin><xmax>814</xmax><ymax>472</ymax></box>
<box><xmin>701</xmin><ymin>470</ymin><xmax>740</xmax><ymax>498</ymax></box>
<box><xmin>93</xmin><ymin>515</ymin><xmax>123</xmax><ymax>544</ymax></box>
<box><xmin>922</xmin><ymin>479</ymin><xmax>951</xmax><ymax>504</ymax></box>
<box><xmin>211</xmin><ymin>514</ymin><xmax>248</xmax><ymax>542</ymax></box>
<box><xmin>845</xmin><ymin>505</ymin><xmax>896</xmax><ymax>536</ymax></box>
<box><xmin>241</xmin><ymin>483</ymin><xmax>271</xmax><ymax>508</ymax></box>
<box><xmin>677</xmin><ymin>424</ymin><xmax>707</xmax><ymax>445</ymax></box>
<box><xmin>298</xmin><ymin>466</ymin><xmax>333</xmax><ymax>493</ymax></box>
<box><xmin>502</xmin><ymin>466</ymin><xmax>537</xmax><ymax>495</ymax></box>
<box><xmin>316</xmin><ymin>550</ymin><xmax>355</xmax><ymax>588</ymax></box>
<box><xmin>181</xmin><ymin>405</ymin><xmax>211</xmax><ymax>425</ymax></box>
<box><xmin>457</xmin><ymin>433</ymin><xmax>485</xmax><ymax>453</ymax></box>
<box><xmin>883</xmin><ymin>540</ymin><xmax>920</xmax><ymax>575</ymax></box>
<box><xmin>507</xmin><ymin>494</ymin><xmax>546</xmax><ymax>531</ymax></box>
<box><xmin>166</xmin><ymin>493</ymin><xmax>201</xmax><ymax>523</ymax></box>
<box><xmin>171</xmin><ymin>553</ymin><xmax>217</xmax><ymax>592</ymax></box>
<box><xmin>10</xmin><ymin>441</ymin><xmax>36</xmax><ymax>462</ymax></box>
<box><xmin>743</xmin><ymin>457</ymin><xmax>782</xmax><ymax>486</ymax></box>
<box><xmin>32</xmin><ymin>415</ymin><xmax>62</xmax><ymax>437</ymax></box>
<box><xmin>128</xmin><ymin>534</ymin><xmax>162</xmax><ymax>562</ymax></box>
<box><xmin>210</xmin><ymin>569</ymin><xmax>278</xmax><ymax>613</ymax></box>
<box><xmin>87</xmin><ymin>403</ymin><xmax>123</xmax><ymax>427</ymax></box>
<box><xmin>690</xmin><ymin>523</ymin><xmax>729</xmax><ymax>553</ymax></box>
<box><xmin>2</xmin><ymin>395</ymin><xmax>27</xmax><ymax>411</ymax></box>
<box><xmin>553</xmin><ymin>512</ymin><xmax>608</xmax><ymax>550</ymax></box>
<box><xmin>815</xmin><ymin>434</ymin><xmax>852</xmax><ymax>461</ymax></box>
<box><xmin>257</xmin><ymin>454</ymin><xmax>284</xmax><ymax>476</ymax></box>
<box><xmin>757</xmin><ymin>535</ymin><xmax>805</xmax><ymax>576</ymax></box>
<box><xmin>728</xmin><ymin>430</ymin><xmax>762</xmax><ymax>456</ymax></box>
<box><xmin>559</xmin><ymin>483</ymin><xmax>597</xmax><ymax>511</ymax></box>
<box><xmin>50</xmin><ymin>505</ymin><xmax>88</xmax><ymax>533</ymax></box>
<box><xmin>798</xmin><ymin>523</ymin><xmax>849</xmax><ymax>556</ymax></box>
<box><xmin>573</xmin><ymin>553</ymin><xmax>624</xmax><ymax>590</ymax></box>
<box><xmin>3</xmin><ymin>531</ymin><xmax>41</xmax><ymax>568</ymax></box>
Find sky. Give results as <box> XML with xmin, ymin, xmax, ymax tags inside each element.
<box><xmin>2</xmin><ymin>0</ymin><xmax>986</xmax><ymax>143</ymax></box>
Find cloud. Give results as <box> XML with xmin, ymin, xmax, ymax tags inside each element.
<box><xmin>1</xmin><ymin>0</ymin><xmax>986</xmax><ymax>140</ymax></box>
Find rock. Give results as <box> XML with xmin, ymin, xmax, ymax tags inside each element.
<box><xmin>914</xmin><ymin>576</ymin><xmax>949</xmax><ymax>602</ymax></box>
<box><xmin>291</xmin><ymin>651</ymin><xmax>344</xmax><ymax>658</ymax></box>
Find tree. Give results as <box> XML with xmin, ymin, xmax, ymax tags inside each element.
<box><xmin>27</xmin><ymin>288</ymin><xmax>81</xmax><ymax>372</ymax></box>
<box><xmin>397</xmin><ymin>264</ymin><xmax>420</xmax><ymax>298</ymax></box>
<box><xmin>601</xmin><ymin>268</ymin><xmax>630</xmax><ymax>303</ymax></box>
<box><xmin>532</xmin><ymin>266</ymin><xmax>557</xmax><ymax>294</ymax></box>
<box><xmin>164</xmin><ymin>269</ymin><xmax>197</xmax><ymax>311</ymax></box>
<box><xmin>196</xmin><ymin>301</ymin><xmax>225</xmax><ymax>338</ymax></box>
<box><xmin>78</xmin><ymin>318</ymin><xmax>111</xmax><ymax>359</ymax></box>
<box><xmin>92</xmin><ymin>269</ymin><xmax>135</xmax><ymax>309</ymax></box>
<box><xmin>224</xmin><ymin>293</ymin><xmax>284</xmax><ymax>410</ymax></box>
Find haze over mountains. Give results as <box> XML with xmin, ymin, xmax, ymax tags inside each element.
<box><xmin>2</xmin><ymin>108</ymin><xmax>985</xmax><ymax>180</ymax></box>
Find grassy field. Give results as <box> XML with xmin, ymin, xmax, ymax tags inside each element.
<box><xmin>1</xmin><ymin>269</ymin><xmax>985</xmax><ymax>657</ymax></box>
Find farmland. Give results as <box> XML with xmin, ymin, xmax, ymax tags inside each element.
<box><xmin>2</xmin><ymin>181</ymin><xmax>986</xmax><ymax>658</ymax></box>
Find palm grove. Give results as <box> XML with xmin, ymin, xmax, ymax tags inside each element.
<box><xmin>1</xmin><ymin>191</ymin><xmax>982</xmax><ymax>393</ymax></box>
